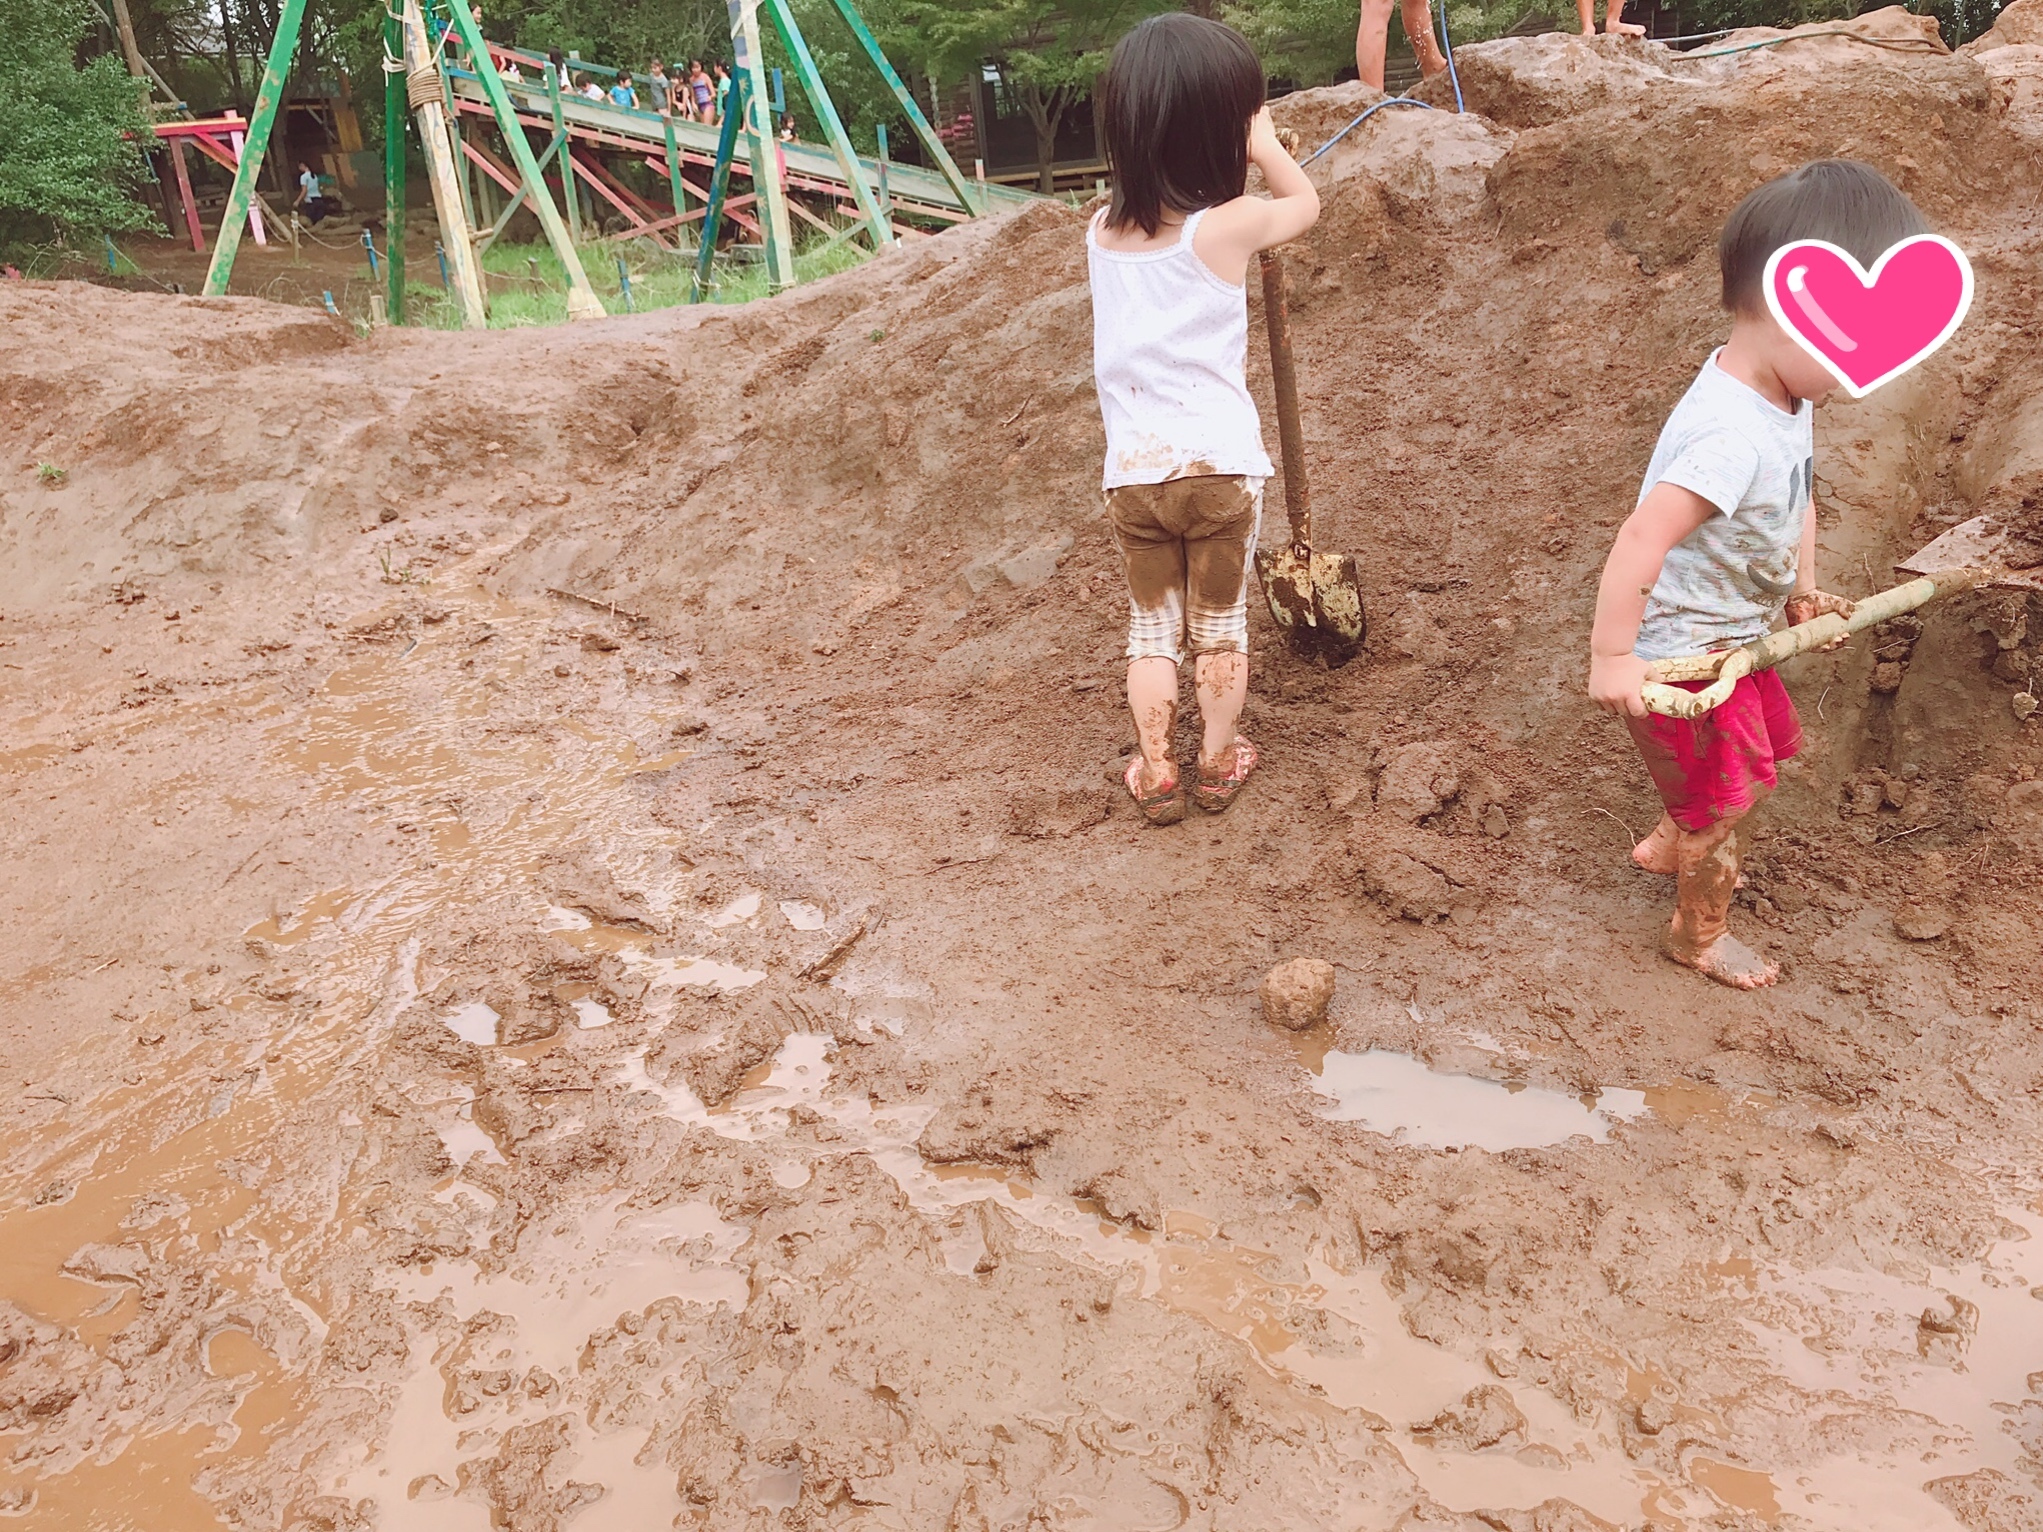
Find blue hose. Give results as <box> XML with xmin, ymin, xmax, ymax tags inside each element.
<box><xmin>1438</xmin><ymin>3</ymin><xmax>1465</xmax><ymax>114</ymax></box>
<box><xmin>1303</xmin><ymin>97</ymin><xmax>1434</xmax><ymax>165</ymax></box>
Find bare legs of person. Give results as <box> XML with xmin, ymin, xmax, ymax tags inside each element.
<box><xmin>1128</xmin><ymin>652</ymin><xmax>1249</xmax><ymax>784</ymax></box>
<box><xmin>1356</xmin><ymin>0</ymin><xmax>1447</xmax><ymax>91</ymax></box>
<box><xmin>1127</xmin><ymin>656</ymin><xmax>1180</xmax><ymax>797</ymax></box>
<box><xmin>1658</xmin><ymin>802</ymin><xmax>1778</xmax><ymax>990</ymax></box>
<box><xmin>1577</xmin><ymin>0</ymin><xmax>1645</xmax><ymax>34</ymax></box>
<box><xmin>1191</xmin><ymin>651</ymin><xmax>1247</xmax><ymax>779</ymax></box>
<box><xmin>1632</xmin><ymin>812</ymin><xmax>1679</xmax><ymax>874</ymax></box>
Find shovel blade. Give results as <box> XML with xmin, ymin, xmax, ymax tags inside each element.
<box><xmin>1898</xmin><ymin>513</ymin><xmax>2043</xmax><ymax>592</ymax></box>
<box><xmin>1255</xmin><ymin>545</ymin><xmax>1366</xmax><ymax>669</ymax></box>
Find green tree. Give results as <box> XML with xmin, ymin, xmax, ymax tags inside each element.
<box><xmin>900</xmin><ymin>0</ymin><xmax>1165</xmax><ymax>192</ymax></box>
<box><xmin>0</xmin><ymin>0</ymin><xmax>154</xmax><ymax>242</ymax></box>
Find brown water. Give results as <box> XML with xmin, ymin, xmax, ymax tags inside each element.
<box><xmin>7</xmin><ymin>589</ymin><xmax>2037</xmax><ymax>1530</ymax></box>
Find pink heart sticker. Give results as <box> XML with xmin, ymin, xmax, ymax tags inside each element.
<box><xmin>1763</xmin><ymin>235</ymin><xmax>1973</xmax><ymax>399</ymax></box>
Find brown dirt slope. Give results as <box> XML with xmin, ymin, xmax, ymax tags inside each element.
<box><xmin>1</xmin><ymin>12</ymin><xmax>2040</xmax><ymax>1532</ymax></box>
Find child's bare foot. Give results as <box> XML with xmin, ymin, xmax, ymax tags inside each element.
<box><xmin>1663</xmin><ymin>930</ymin><xmax>1779</xmax><ymax>990</ymax></box>
<box><xmin>1606</xmin><ymin>16</ymin><xmax>1645</xmax><ymax>33</ymax></box>
<box><xmin>1632</xmin><ymin>814</ymin><xmax>1679</xmax><ymax>875</ymax></box>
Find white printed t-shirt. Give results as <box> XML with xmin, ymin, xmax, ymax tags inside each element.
<box><xmin>1633</xmin><ymin>351</ymin><xmax>1814</xmax><ymax>663</ymax></box>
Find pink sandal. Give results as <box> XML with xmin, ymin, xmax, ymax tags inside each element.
<box><xmin>1124</xmin><ymin>755</ymin><xmax>1185</xmax><ymax>826</ymax></box>
<box><xmin>1192</xmin><ymin>736</ymin><xmax>1258</xmax><ymax>814</ymax></box>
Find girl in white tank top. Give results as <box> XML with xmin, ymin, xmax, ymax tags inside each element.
<box><xmin>1088</xmin><ymin>207</ymin><xmax>1272</xmax><ymax>488</ymax></box>
<box><xmin>1088</xmin><ymin>14</ymin><xmax>1320</xmax><ymax>827</ymax></box>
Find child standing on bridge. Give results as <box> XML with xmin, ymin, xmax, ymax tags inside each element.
<box><xmin>1090</xmin><ymin>14</ymin><xmax>1319</xmax><ymax>827</ymax></box>
<box><xmin>1589</xmin><ymin>160</ymin><xmax>1929</xmax><ymax>989</ymax></box>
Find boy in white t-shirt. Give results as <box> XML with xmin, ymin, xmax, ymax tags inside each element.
<box><xmin>1588</xmin><ymin>161</ymin><xmax>1929</xmax><ymax>990</ymax></box>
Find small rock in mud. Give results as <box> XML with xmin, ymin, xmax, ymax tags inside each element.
<box><xmin>1410</xmin><ymin>1384</ymin><xmax>1527</xmax><ymax>1452</ymax></box>
<box><xmin>1261</xmin><ymin>957</ymin><xmax>1336</xmax><ymax>1031</ymax></box>
<box><xmin>1373</xmin><ymin>742</ymin><xmax>1461</xmax><ymax>823</ymax></box>
<box><xmin>1351</xmin><ymin>827</ymin><xmax>1462</xmax><ymax>923</ymax></box>
<box><xmin>996</xmin><ymin>535</ymin><xmax>1074</xmax><ymax>590</ymax></box>
<box><xmin>1481</xmin><ymin>803</ymin><xmax>1510</xmax><ymax>838</ymax></box>
<box><xmin>1894</xmin><ymin>904</ymin><xmax>1951</xmax><ymax>941</ymax></box>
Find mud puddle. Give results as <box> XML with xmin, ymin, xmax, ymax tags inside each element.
<box><xmin>1308</xmin><ymin>1046</ymin><xmax>1650</xmax><ymax>1150</ymax></box>
<box><xmin>0</xmin><ymin>589</ymin><xmax>707</xmax><ymax>1524</ymax></box>
<box><xmin>612</xmin><ymin>1031</ymin><xmax>1665</xmax><ymax>1523</ymax></box>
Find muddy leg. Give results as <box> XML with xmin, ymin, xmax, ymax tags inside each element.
<box><xmin>1576</xmin><ymin>0</ymin><xmax>1596</xmax><ymax>33</ymax></box>
<box><xmin>1192</xmin><ymin>652</ymin><xmax>1248</xmax><ymax>776</ymax></box>
<box><xmin>1663</xmin><ymin>807</ymin><xmax>1777</xmax><ymax>990</ymax></box>
<box><xmin>1633</xmin><ymin>813</ymin><xmax>1679</xmax><ymax>875</ymax></box>
<box><xmin>1127</xmin><ymin>656</ymin><xmax>1180</xmax><ymax>793</ymax></box>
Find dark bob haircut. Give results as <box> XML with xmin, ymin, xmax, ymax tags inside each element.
<box><xmin>1719</xmin><ymin>159</ymin><xmax>1928</xmax><ymax>315</ymax></box>
<box><xmin>1098</xmin><ymin>14</ymin><xmax>1265</xmax><ymax>238</ymax></box>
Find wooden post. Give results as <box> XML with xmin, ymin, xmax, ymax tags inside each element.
<box><xmin>762</xmin><ymin>0</ymin><xmax>891</xmax><ymax>250</ymax></box>
<box><xmin>169</xmin><ymin>137</ymin><xmax>203</xmax><ymax>251</ymax></box>
<box><xmin>384</xmin><ymin>7</ymin><xmax>406</xmax><ymax>323</ymax></box>
<box><xmin>728</xmin><ymin>0</ymin><xmax>794</xmax><ymax>290</ymax></box>
<box><xmin>443</xmin><ymin>1</ymin><xmax>604</xmax><ymax>319</ymax></box>
<box><xmin>440</xmin><ymin>71</ymin><xmax>480</xmax><ymax>232</ymax></box>
<box><xmin>202</xmin><ymin>0</ymin><xmax>302</xmax><ymax>293</ymax></box>
<box><xmin>547</xmin><ymin>63</ymin><xmax>582</xmax><ymax>242</ymax></box>
<box><xmin>692</xmin><ymin>75</ymin><xmax>748</xmax><ymax>302</ymax></box>
<box><xmin>823</xmin><ymin>0</ymin><xmax>980</xmax><ymax>215</ymax></box>
<box><xmin>400</xmin><ymin>0</ymin><xmax>488</xmax><ymax>327</ymax></box>
<box><xmin>226</xmin><ymin>124</ymin><xmax>267</xmax><ymax>246</ymax></box>
<box><xmin>875</xmin><ymin>122</ymin><xmax>891</xmax><ymax>220</ymax></box>
<box><xmin>662</xmin><ymin>113</ymin><xmax>690</xmax><ymax>232</ymax></box>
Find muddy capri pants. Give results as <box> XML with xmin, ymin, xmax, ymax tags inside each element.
<box><xmin>1104</xmin><ymin>475</ymin><xmax>1264</xmax><ymax>665</ymax></box>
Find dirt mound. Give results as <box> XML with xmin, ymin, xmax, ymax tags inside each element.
<box><xmin>2</xmin><ymin>11</ymin><xmax>2041</xmax><ymax>1530</ymax></box>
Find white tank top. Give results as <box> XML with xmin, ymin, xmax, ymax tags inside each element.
<box><xmin>1088</xmin><ymin>207</ymin><xmax>1274</xmax><ymax>491</ymax></box>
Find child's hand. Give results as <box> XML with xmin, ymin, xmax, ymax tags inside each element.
<box><xmin>1589</xmin><ymin>651</ymin><xmax>1651</xmax><ymax>718</ymax></box>
<box><xmin>1784</xmin><ymin>589</ymin><xmax>1855</xmax><ymax>651</ymax></box>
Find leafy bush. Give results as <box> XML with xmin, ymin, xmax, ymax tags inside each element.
<box><xmin>0</xmin><ymin>0</ymin><xmax>153</xmax><ymax>242</ymax></box>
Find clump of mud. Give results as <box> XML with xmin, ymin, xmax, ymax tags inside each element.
<box><xmin>2</xmin><ymin>9</ymin><xmax>2042</xmax><ymax>1532</ymax></box>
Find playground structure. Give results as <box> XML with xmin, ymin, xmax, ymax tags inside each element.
<box><xmin>181</xmin><ymin>0</ymin><xmax>1039</xmax><ymax>326</ymax></box>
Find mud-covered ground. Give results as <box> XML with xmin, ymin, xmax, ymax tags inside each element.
<box><xmin>4</xmin><ymin>10</ymin><xmax>2043</xmax><ymax>1531</ymax></box>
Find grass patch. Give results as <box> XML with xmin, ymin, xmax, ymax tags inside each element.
<box><xmin>396</xmin><ymin>233</ymin><xmax>868</xmax><ymax>330</ymax></box>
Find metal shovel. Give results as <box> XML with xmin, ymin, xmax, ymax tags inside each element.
<box><xmin>1641</xmin><ymin>511</ymin><xmax>2041</xmax><ymax>718</ymax></box>
<box><xmin>1254</xmin><ymin>249</ymin><xmax>1365</xmax><ymax>669</ymax></box>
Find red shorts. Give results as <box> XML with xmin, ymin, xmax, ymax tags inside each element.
<box><xmin>1625</xmin><ymin>669</ymin><xmax>1802</xmax><ymax>833</ymax></box>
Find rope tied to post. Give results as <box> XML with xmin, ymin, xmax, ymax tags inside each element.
<box><xmin>407</xmin><ymin>65</ymin><xmax>443</xmax><ymax>109</ymax></box>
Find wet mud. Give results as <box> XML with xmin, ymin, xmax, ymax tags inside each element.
<box><xmin>5</xmin><ymin>10</ymin><xmax>2043</xmax><ymax>1531</ymax></box>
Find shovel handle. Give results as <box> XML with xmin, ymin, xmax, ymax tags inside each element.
<box><xmin>1638</xmin><ymin>573</ymin><xmax>1964</xmax><ymax>718</ymax></box>
<box><xmin>1260</xmin><ymin>249</ymin><xmax>1311</xmax><ymax>554</ymax></box>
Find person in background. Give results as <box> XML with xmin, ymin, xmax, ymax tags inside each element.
<box><xmin>688</xmin><ymin>60</ymin><xmax>714</xmax><ymax>122</ymax></box>
<box><xmin>293</xmin><ymin>162</ymin><xmax>335</xmax><ymax>225</ymax></box>
<box><xmin>778</xmin><ymin>111</ymin><xmax>797</xmax><ymax>142</ymax></box>
<box><xmin>499</xmin><ymin>54</ymin><xmax>522</xmax><ymax>83</ymax></box>
<box><xmin>713</xmin><ymin>61</ymin><xmax>733</xmax><ymax>123</ymax></box>
<box><xmin>581</xmin><ymin>75</ymin><xmax>605</xmax><ymax>102</ymax></box>
<box><xmin>649</xmin><ymin>59</ymin><xmax>671</xmax><ymax>116</ymax></box>
<box><xmin>547</xmin><ymin>49</ymin><xmax>568</xmax><ymax>93</ymax></box>
<box><xmin>1355</xmin><ymin>0</ymin><xmax>1446</xmax><ymax>90</ymax></box>
<box><xmin>1580</xmin><ymin>0</ymin><xmax>1647</xmax><ymax>36</ymax></box>
<box><xmin>609</xmin><ymin>72</ymin><xmax>638</xmax><ymax>109</ymax></box>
